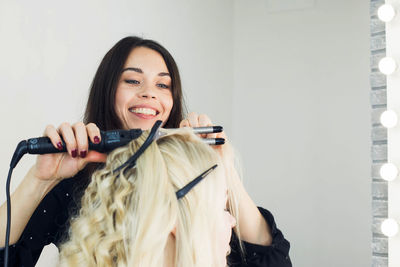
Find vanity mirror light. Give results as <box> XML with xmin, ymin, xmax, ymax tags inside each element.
<box><xmin>373</xmin><ymin>1</ymin><xmax>400</xmax><ymax>266</ymax></box>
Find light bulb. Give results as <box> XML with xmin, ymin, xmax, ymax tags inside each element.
<box><xmin>378</xmin><ymin>4</ymin><xmax>396</xmax><ymax>22</ymax></box>
<box><xmin>378</xmin><ymin>57</ymin><xmax>397</xmax><ymax>75</ymax></box>
<box><xmin>380</xmin><ymin>163</ymin><xmax>398</xmax><ymax>181</ymax></box>
<box><xmin>381</xmin><ymin>218</ymin><xmax>399</xmax><ymax>237</ymax></box>
<box><xmin>380</xmin><ymin>110</ymin><xmax>398</xmax><ymax>128</ymax></box>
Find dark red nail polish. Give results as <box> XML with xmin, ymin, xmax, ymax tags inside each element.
<box><xmin>71</xmin><ymin>149</ymin><xmax>77</xmax><ymax>158</ymax></box>
<box><xmin>94</xmin><ymin>136</ymin><xmax>100</xmax><ymax>144</ymax></box>
<box><xmin>80</xmin><ymin>150</ymin><xmax>87</xmax><ymax>158</ymax></box>
<box><xmin>57</xmin><ymin>142</ymin><xmax>63</xmax><ymax>150</ymax></box>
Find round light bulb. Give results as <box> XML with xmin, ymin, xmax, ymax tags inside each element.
<box><xmin>381</xmin><ymin>218</ymin><xmax>399</xmax><ymax>237</ymax></box>
<box><xmin>380</xmin><ymin>110</ymin><xmax>398</xmax><ymax>128</ymax></box>
<box><xmin>380</xmin><ymin>163</ymin><xmax>398</xmax><ymax>181</ymax></box>
<box><xmin>378</xmin><ymin>57</ymin><xmax>397</xmax><ymax>75</ymax></box>
<box><xmin>378</xmin><ymin>4</ymin><xmax>396</xmax><ymax>22</ymax></box>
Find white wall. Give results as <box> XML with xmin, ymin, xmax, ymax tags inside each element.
<box><xmin>0</xmin><ymin>0</ymin><xmax>233</xmax><ymax>265</ymax></box>
<box><xmin>0</xmin><ymin>0</ymin><xmax>233</xmax><ymax>202</ymax></box>
<box><xmin>232</xmin><ymin>0</ymin><xmax>371</xmax><ymax>266</ymax></box>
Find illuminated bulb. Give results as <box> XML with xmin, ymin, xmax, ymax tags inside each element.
<box><xmin>380</xmin><ymin>110</ymin><xmax>398</xmax><ymax>128</ymax></box>
<box><xmin>377</xmin><ymin>4</ymin><xmax>396</xmax><ymax>22</ymax></box>
<box><xmin>378</xmin><ymin>57</ymin><xmax>397</xmax><ymax>75</ymax></box>
<box><xmin>380</xmin><ymin>163</ymin><xmax>398</xmax><ymax>181</ymax></box>
<box><xmin>381</xmin><ymin>218</ymin><xmax>399</xmax><ymax>237</ymax></box>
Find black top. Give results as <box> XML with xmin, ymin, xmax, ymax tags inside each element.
<box><xmin>1</xmin><ymin>172</ymin><xmax>292</xmax><ymax>267</ymax></box>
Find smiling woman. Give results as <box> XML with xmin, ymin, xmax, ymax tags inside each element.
<box><xmin>115</xmin><ymin>47</ymin><xmax>174</xmax><ymax>130</ymax></box>
<box><xmin>0</xmin><ymin>36</ymin><xmax>187</xmax><ymax>267</ymax></box>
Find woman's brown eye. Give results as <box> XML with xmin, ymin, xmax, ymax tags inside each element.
<box><xmin>125</xmin><ymin>79</ymin><xmax>140</xmax><ymax>85</ymax></box>
<box><xmin>157</xmin><ymin>83</ymin><xmax>170</xmax><ymax>89</ymax></box>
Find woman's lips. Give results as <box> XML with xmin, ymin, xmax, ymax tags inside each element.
<box><xmin>132</xmin><ymin>112</ymin><xmax>157</xmax><ymax>119</ymax></box>
<box><xmin>128</xmin><ymin>107</ymin><xmax>159</xmax><ymax>119</ymax></box>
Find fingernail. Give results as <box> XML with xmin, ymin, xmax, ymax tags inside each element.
<box><xmin>71</xmin><ymin>149</ymin><xmax>77</xmax><ymax>158</ymax></box>
<box><xmin>80</xmin><ymin>150</ymin><xmax>87</xmax><ymax>158</ymax></box>
<box><xmin>94</xmin><ymin>136</ymin><xmax>100</xmax><ymax>144</ymax></box>
<box><xmin>57</xmin><ymin>142</ymin><xmax>63</xmax><ymax>150</ymax></box>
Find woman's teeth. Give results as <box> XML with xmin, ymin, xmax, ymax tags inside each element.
<box><xmin>129</xmin><ymin>107</ymin><xmax>157</xmax><ymax>115</ymax></box>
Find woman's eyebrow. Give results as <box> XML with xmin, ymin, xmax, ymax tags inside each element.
<box><xmin>158</xmin><ymin>72</ymin><xmax>170</xmax><ymax>77</ymax></box>
<box><xmin>122</xmin><ymin>67</ymin><xmax>170</xmax><ymax>77</ymax></box>
<box><xmin>122</xmin><ymin>67</ymin><xmax>143</xmax><ymax>73</ymax></box>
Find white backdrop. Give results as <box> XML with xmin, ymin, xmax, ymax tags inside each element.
<box><xmin>0</xmin><ymin>0</ymin><xmax>370</xmax><ymax>266</ymax></box>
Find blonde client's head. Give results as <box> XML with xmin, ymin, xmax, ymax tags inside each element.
<box><xmin>59</xmin><ymin>128</ymin><xmax>237</xmax><ymax>267</ymax></box>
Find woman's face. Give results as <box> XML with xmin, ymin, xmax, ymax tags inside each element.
<box><xmin>115</xmin><ymin>46</ymin><xmax>174</xmax><ymax>130</ymax></box>
<box><xmin>215</xmin><ymin>178</ymin><xmax>236</xmax><ymax>266</ymax></box>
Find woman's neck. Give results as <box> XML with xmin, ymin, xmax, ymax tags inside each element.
<box><xmin>164</xmin><ymin>233</ymin><xmax>176</xmax><ymax>267</ymax></box>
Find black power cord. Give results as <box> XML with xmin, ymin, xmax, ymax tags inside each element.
<box><xmin>4</xmin><ymin>167</ymin><xmax>14</xmax><ymax>267</ymax></box>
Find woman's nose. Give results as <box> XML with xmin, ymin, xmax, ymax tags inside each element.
<box><xmin>138</xmin><ymin>83</ymin><xmax>157</xmax><ymax>99</ymax></box>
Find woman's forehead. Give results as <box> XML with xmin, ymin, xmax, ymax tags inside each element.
<box><xmin>124</xmin><ymin>47</ymin><xmax>168</xmax><ymax>72</ymax></box>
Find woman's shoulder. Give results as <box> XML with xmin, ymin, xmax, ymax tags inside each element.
<box><xmin>228</xmin><ymin>206</ymin><xmax>292</xmax><ymax>267</ymax></box>
<box><xmin>0</xmin><ymin>173</ymin><xmax>88</xmax><ymax>266</ymax></box>
<box><xmin>53</xmin><ymin>167</ymin><xmax>94</xmax><ymax>201</ymax></box>
<box><xmin>22</xmin><ymin>171</ymin><xmax>90</xmax><ymax>247</ymax></box>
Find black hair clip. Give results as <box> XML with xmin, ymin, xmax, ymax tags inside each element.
<box><xmin>112</xmin><ymin>120</ymin><xmax>162</xmax><ymax>174</ymax></box>
<box><xmin>175</xmin><ymin>164</ymin><xmax>218</xmax><ymax>199</ymax></box>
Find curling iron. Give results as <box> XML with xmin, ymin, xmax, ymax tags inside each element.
<box><xmin>10</xmin><ymin>126</ymin><xmax>224</xmax><ymax>169</ymax></box>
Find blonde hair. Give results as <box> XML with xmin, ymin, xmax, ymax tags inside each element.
<box><xmin>58</xmin><ymin>128</ymin><xmax>240</xmax><ymax>267</ymax></box>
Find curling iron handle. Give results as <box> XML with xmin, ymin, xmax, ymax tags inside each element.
<box><xmin>26</xmin><ymin>129</ymin><xmax>143</xmax><ymax>155</ymax></box>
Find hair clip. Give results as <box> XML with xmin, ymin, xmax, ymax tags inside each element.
<box><xmin>176</xmin><ymin>164</ymin><xmax>218</xmax><ymax>199</ymax></box>
<box><xmin>112</xmin><ymin>120</ymin><xmax>162</xmax><ymax>174</ymax></box>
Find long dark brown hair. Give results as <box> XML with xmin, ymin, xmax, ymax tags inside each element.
<box><xmin>74</xmin><ymin>36</ymin><xmax>186</xmax><ymax>193</ymax></box>
<box><xmin>83</xmin><ymin>36</ymin><xmax>185</xmax><ymax>130</ymax></box>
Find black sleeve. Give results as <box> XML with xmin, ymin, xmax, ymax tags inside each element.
<box><xmin>0</xmin><ymin>178</ymin><xmax>77</xmax><ymax>267</ymax></box>
<box><xmin>228</xmin><ymin>207</ymin><xmax>292</xmax><ymax>267</ymax></box>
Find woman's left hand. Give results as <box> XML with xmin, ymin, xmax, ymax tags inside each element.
<box><xmin>179</xmin><ymin>112</ymin><xmax>217</xmax><ymax>139</ymax></box>
<box><xmin>179</xmin><ymin>112</ymin><xmax>230</xmax><ymax>157</ymax></box>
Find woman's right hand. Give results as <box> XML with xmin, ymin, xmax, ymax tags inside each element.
<box><xmin>31</xmin><ymin>122</ymin><xmax>107</xmax><ymax>182</ymax></box>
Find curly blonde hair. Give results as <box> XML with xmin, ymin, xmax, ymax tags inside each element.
<box><xmin>58</xmin><ymin>128</ymin><xmax>240</xmax><ymax>267</ymax></box>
